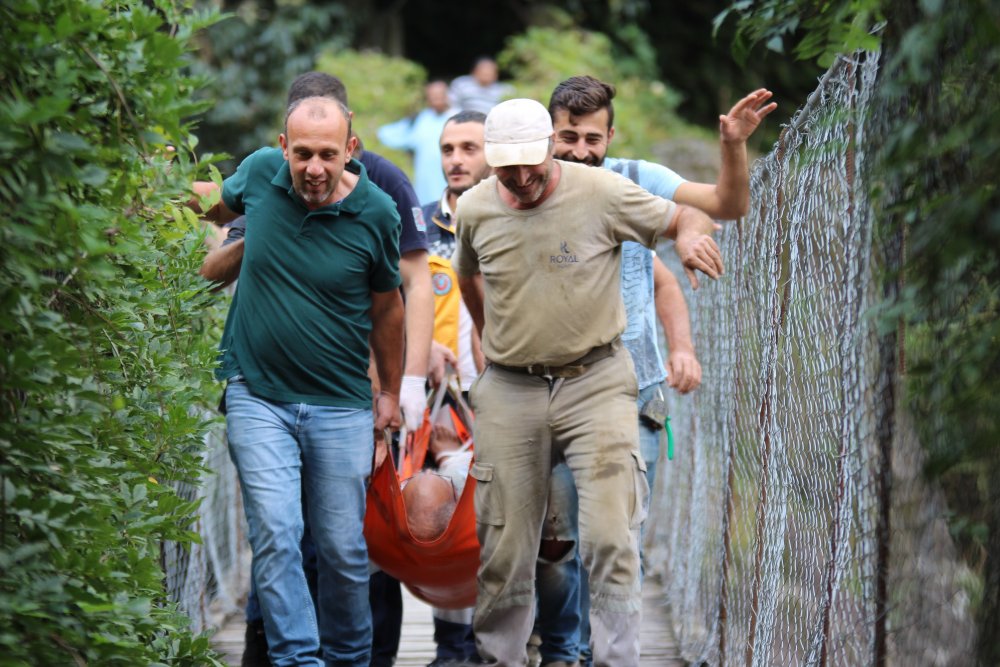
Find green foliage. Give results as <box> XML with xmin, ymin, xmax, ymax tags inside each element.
<box><xmin>874</xmin><ymin>0</ymin><xmax>1000</xmax><ymax>659</ymax></box>
<box><xmin>496</xmin><ymin>21</ymin><xmax>688</xmax><ymax>160</ymax></box>
<box><xmin>721</xmin><ymin>0</ymin><xmax>1000</xmax><ymax>657</ymax></box>
<box><xmin>529</xmin><ymin>2</ymin><xmax>662</xmax><ymax>80</ymax></box>
<box><xmin>314</xmin><ymin>49</ymin><xmax>429</xmax><ymax>179</ymax></box>
<box><xmin>714</xmin><ymin>0</ymin><xmax>885</xmax><ymax>66</ymax></box>
<box><xmin>189</xmin><ymin>0</ymin><xmax>355</xmax><ymax>169</ymax></box>
<box><xmin>869</xmin><ymin>0</ymin><xmax>1000</xmax><ymax>491</ymax></box>
<box><xmin>0</xmin><ymin>0</ymin><xmax>225</xmax><ymax>663</ymax></box>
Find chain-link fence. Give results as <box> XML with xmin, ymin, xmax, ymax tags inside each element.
<box><xmin>163</xmin><ymin>417</ymin><xmax>247</xmax><ymax>634</ymax></box>
<box><xmin>162</xmin><ymin>49</ymin><xmax>983</xmax><ymax>664</ymax></box>
<box><xmin>648</xmin><ymin>50</ymin><xmax>979</xmax><ymax>666</ymax></box>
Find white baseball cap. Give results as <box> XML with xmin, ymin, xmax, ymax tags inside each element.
<box><xmin>484</xmin><ymin>98</ymin><xmax>553</xmax><ymax>167</ymax></box>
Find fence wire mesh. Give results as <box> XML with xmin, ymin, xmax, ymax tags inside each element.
<box><xmin>649</xmin><ymin>50</ymin><xmax>979</xmax><ymax>666</ymax></box>
<box><xmin>161</xmin><ymin>49</ymin><xmax>982</xmax><ymax>663</ymax></box>
<box><xmin>163</xmin><ymin>417</ymin><xmax>247</xmax><ymax>634</ymax></box>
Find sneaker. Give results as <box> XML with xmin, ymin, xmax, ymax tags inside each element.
<box><xmin>541</xmin><ymin>662</ymin><xmax>579</xmax><ymax>667</ymax></box>
<box><xmin>527</xmin><ymin>633</ymin><xmax>542</xmax><ymax>667</ymax></box>
<box><xmin>427</xmin><ymin>659</ymin><xmax>476</xmax><ymax>667</ymax></box>
<box><xmin>241</xmin><ymin>619</ymin><xmax>271</xmax><ymax>667</ymax></box>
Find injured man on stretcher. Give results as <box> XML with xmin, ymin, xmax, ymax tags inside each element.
<box><xmin>402</xmin><ymin>412</ymin><xmax>474</xmax><ymax>541</ymax></box>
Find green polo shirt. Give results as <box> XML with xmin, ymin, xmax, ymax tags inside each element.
<box><xmin>216</xmin><ymin>147</ymin><xmax>401</xmax><ymax>408</ymax></box>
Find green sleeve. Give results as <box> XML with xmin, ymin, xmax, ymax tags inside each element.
<box><xmin>221</xmin><ymin>149</ymin><xmax>260</xmax><ymax>214</ymax></box>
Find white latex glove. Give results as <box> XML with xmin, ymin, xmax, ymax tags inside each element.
<box><xmin>399</xmin><ymin>375</ymin><xmax>427</xmax><ymax>433</ymax></box>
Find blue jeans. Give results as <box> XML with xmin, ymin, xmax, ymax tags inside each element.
<box><xmin>535</xmin><ymin>382</ymin><xmax>662</xmax><ymax>665</ymax></box>
<box><xmin>246</xmin><ymin>475</ymin><xmax>401</xmax><ymax>666</ymax></box>
<box><xmin>245</xmin><ymin>523</ymin><xmax>318</xmax><ymax>624</ymax></box>
<box><xmin>226</xmin><ymin>380</ymin><xmax>374</xmax><ymax>667</ymax></box>
<box><xmin>432</xmin><ymin>615</ymin><xmax>477</xmax><ymax>661</ymax></box>
<box><xmin>535</xmin><ymin>462</ymin><xmax>583</xmax><ymax>665</ymax></box>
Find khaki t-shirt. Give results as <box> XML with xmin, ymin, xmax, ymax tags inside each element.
<box><xmin>453</xmin><ymin>160</ymin><xmax>676</xmax><ymax>367</ymax></box>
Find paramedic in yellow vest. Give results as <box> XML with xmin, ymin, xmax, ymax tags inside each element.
<box><xmin>423</xmin><ymin>110</ymin><xmax>491</xmax><ymax>394</ymax></box>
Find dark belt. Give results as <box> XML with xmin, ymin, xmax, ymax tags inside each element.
<box><xmin>490</xmin><ymin>340</ymin><xmax>618</xmax><ymax>378</ymax></box>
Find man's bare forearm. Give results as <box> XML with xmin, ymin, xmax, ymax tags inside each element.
<box><xmin>370</xmin><ymin>289</ymin><xmax>405</xmax><ymax>397</ymax></box>
<box><xmin>471</xmin><ymin>325</ymin><xmax>485</xmax><ymax>373</ymax></box>
<box><xmin>665</xmin><ymin>205</ymin><xmax>718</xmax><ymax>241</ymax></box>
<box><xmin>714</xmin><ymin>139</ymin><xmax>750</xmax><ymax>219</ymax></box>
<box><xmin>653</xmin><ymin>256</ymin><xmax>695</xmax><ymax>357</ymax></box>
<box><xmin>399</xmin><ymin>251</ymin><xmax>433</xmax><ymax>378</ymax></box>
<box><xmin>653</xmin><ymin>256</ymin><xmax>702</xmax><ymax>393</ymax></box>
<box><xmin>200</xmin><ymin>238</ymin><xmax>244</xmax><ymax>287</ymax></box>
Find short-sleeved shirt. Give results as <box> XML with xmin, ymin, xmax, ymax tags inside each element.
<box><xmin>359</xmin><ymin>151</ymin><xmax>428</xmax><ymax>254</ymax></box>
<box><xmin>224</xmin><ymin>150</ymin><xmax>427</xmax><ymax>255</ymax></box>
<box><xmin>448</xmin><ymin>75</ymin><xmax>512</xmax><ymax>115</ymax></box>
<box><xmin>605</xmin><ymin>157</ymin><xmax>686</xmax><ymax>389</ymax></box>
<box><xmin>217</xmin><ymin>147</ymin><xmax>401</xmax><ymax>408</ymax></box>
<box><xmin>452</xmin><ymin>160</ymin><xmax>676</xmax><ymax>367</ymax></box>
<box><xmin>377</xmin><ymin>108</ymin><xmax>457</xmax><ymax>205</ymax></box>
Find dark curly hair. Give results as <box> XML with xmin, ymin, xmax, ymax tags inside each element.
<box><xmin>547</xmin><ymin>75</ymin><xmax>616</xmax><ymax>127</ymax></box>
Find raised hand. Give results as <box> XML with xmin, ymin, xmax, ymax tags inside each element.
<box><xmin>719</xmin><ymin>88</ymin><xmax>777</xmax><ymax>144</ymax></box>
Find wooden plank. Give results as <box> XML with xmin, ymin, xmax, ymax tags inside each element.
<box><xmin>640</xmin><ymin>579</ymin><xmax>685</xmax><ymax>666</ymax></box>
<box><xmin>212</xmin><ymin>580</ymin><xmax>683</xmax><ymax>666</ymax></box>
<box><xmin>395</xmin><ymin>586</ymin><xmax>437</xmax><ymax>665</ymax></box>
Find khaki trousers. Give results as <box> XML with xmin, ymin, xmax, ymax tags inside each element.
<box><xmin>469</xmin><ymin>345</ymin><xmax>648</xmax><ymax>666</ymax></box>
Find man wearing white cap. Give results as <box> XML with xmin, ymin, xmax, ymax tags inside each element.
<box><xmin>452</xmin><ymin>98</ymin><xmax>723</xmax><ymax>666</ymax></box>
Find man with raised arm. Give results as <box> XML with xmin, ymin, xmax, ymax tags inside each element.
<box><xmin>533</xmin><ymin>75</ymin><xmax>775</xmax><ymax>667</ymax></box>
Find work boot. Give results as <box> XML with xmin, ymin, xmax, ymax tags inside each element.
<box><xmin>241</xmin><ymin>619</ymin><xmax>271</xmax><ymax>667</ymax></box>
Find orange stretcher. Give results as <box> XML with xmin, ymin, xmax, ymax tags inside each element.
<box><xmin>364</xmin><ymin>376</ymin><xmax>480</xmax><ymax>609</ymax></box>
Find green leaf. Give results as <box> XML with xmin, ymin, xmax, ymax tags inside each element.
<box><xmin>48</xmin><ymin>131</ymin><xmax>91</xmax><ymax>155</ymax></box>
<box><xmin>54</xmin><ymin>12</ymin><xmax>74</xmax><ymax>39</ymax></box>
<box><xmin>78</xmin><ymin>165</ymin><xmax>109</xmax><ymax>187</ymax></box>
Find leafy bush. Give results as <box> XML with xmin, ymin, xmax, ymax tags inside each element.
<box><xmin>189</xmin><ymin>0</ymin><xmax>354</xmax><ymax>170</ymax></box>
<box><xmin>0</xmin><ymin>0</ymin><xmax>225</xmax><ymax>663</ymax></box>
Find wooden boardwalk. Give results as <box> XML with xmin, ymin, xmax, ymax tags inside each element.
<box><xmin>212</xmin><ymin>581</ymin><xmax>683</xmax><ymax>666</ymax></box>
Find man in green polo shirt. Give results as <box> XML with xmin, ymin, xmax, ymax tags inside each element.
<box><xmin>196</xmin><ymin>96</ymin><xmax>404</xmax><ymax>666</ymax></box>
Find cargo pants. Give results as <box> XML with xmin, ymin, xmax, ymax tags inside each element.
<box><xmin>469</xmin><ymin>343</ymin><xmax>648</xmax><ymax>666</ymax></box>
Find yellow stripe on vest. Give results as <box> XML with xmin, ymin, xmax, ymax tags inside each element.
<box><xmin>429</xmin><ymin>255</ymin><xmax>461</xmax><ymax>357</ymax></box>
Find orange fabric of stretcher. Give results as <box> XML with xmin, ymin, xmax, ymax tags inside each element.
<box><xmin>364</xmin><ymin>408</ymin><xmax>479</xmax><ymax>609</ymax></box>
<box><xmin>398</xmin><ymin>407</ymin><xmax>472</xmax><ymax>479</ymax></box>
